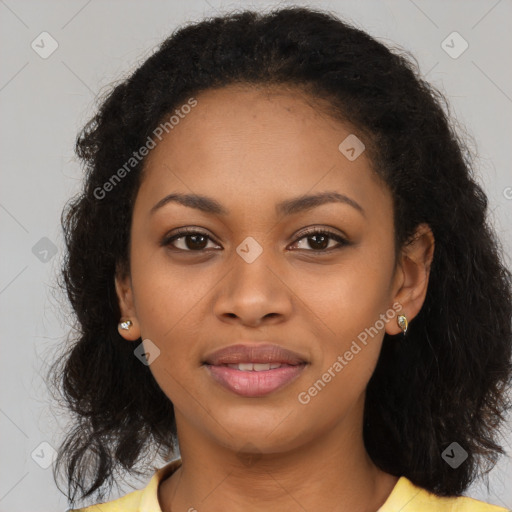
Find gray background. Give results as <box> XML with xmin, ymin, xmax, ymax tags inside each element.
<box><xmin>1</xmin><ymin>0</ymin><xmax>511</xmax><ymax>510</ymax></box>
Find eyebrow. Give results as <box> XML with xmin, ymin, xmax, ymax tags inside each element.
<box><xmin>150</xmin><ymin>191</ymin><xmax>365</xmax><ymax>218</ymax></box>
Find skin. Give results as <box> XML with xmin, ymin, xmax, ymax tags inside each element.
<box><xmin>115</xmin><ymin>84</ymin><xmax>435</xmax><ymax>512</ymax></box>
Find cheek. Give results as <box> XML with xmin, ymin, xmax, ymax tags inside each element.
<box><xmin>291</xmin><ymin>256</ymin><xmax>392</xmax><ymax>402</ymax></box>
<box><xmin>128</xmin><ymin>259</ymin><xmax>201</xmax><ymax>388</ymax></box>
<box><xmin>296</xmin><ymin>349</ymin><xmax>377</xmax><ymax>432</ymax></box>
<box><xmin>296</xmin><ymin>279</ymin><xmax>387</xmax><ymax>418</ymax></box>
<box><xmin>293</xmin><ymin>257</ymin><xmax>391</xmax><ymax>343</ymax></box>
<box><xmin>131</xmin><ymin>251</ymin><xmax>215</xmax><ymax>339</ymax></box>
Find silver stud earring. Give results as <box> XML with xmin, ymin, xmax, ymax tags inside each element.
<box><xmin>397</xmin><ymin>314</ymin><xmax>408</xmax><ymax>335</ymax></box>
<box><xmin>119</xmin><ymin>320</ymin><xmax>133</xmax><ymax>331</ymax></box>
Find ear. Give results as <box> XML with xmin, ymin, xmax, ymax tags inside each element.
<box><xmin>386</xmin><ymin>223</ymin><xmax>435</xmax><ymax>335</ymax></box>
<box><xmin>114</xmin><ymin>265</ymin><xmax>142</xmax><ymax>341</ymax></box>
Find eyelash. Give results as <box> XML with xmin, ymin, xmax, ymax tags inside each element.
<box><xmin>161</xmin><ymin>226</ymin><xmax>349</xmax><ymax>254</ymax></box>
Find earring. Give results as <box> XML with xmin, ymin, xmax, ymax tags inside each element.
<box><xmin>397</xmin><ymin>314</ymin><xmax>408</xmax><ymax>335</ymax></box>
<box><xmin>119</xmin><ymin>320</ymin><xmax>133</xmax><ymax>331</ymax></box>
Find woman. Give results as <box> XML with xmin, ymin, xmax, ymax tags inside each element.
<box><xmin>49</xmin><ymin>6</ymin><xmax>512</xmax><ymax>512</ymax></box>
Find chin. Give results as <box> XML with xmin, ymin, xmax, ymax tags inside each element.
<box><xmin>211</xmin><ymin>414</ymin><xmax>308</xmax><ymax>454</ymax></box>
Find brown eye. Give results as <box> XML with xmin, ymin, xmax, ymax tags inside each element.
<box><xmin>290</xmin><ymin>228</ymin><xmax>348</xmax><ymax>252</ymax></box>
<box><xmin>161</xmin><ymin>227</ymin><xmax>349</xmax><ymax>253</ymax></box>
<box><xmin>162</xmin><ymin>229</ymin><xmax>221</xmax><ymax>252</ymax></box>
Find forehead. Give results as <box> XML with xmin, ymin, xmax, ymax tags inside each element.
<box><xmin>136</xmin><ymin>84</ymin><xmax>390</xmax><ymax>220</ymax></box>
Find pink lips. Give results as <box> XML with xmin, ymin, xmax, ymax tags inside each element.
<box><xmin>203</xmin><ymin>343</ymin><xmax>307</xmax><ymax>397</ymax></box>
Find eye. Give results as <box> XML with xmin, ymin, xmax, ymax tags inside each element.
<box><xmin>161</xmin><ymin>226</ymin><xmax>349</xmax><ymax>253</ymax></box>
<box><xmin>162</xmin><ymin>228</ymin><xmax>221</xmax><ymax>252</ymax></box>
<box><xmin>290</xmin><ymin>227</ymin><xmax>349</xmax><ymax>252</ymax></box>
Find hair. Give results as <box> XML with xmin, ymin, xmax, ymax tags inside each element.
<box><xmin>47</xmin><ymin>5</ymin><xmax>512</xmax><ymax>508</ymax></box>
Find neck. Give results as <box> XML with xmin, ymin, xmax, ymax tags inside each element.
<box><xmin>159</xmin><ymin>398</ymin><xmax>398</xmax><ymax>512</ymax></box>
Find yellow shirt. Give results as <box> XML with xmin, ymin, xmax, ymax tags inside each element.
<box><xmin>69</xmin><ymin>459</ymin><xmax>508</xmax><ymax>512</ymax></box>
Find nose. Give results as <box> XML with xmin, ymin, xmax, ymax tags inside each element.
<box><xmin>211</xmin><ymin>248</ymin><xmax>293</xmax><ymax>328</ymax></box>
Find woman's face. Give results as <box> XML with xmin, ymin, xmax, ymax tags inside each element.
<box><xmin>116</xmin><ymin>84</ymin><xmax>432</xmax><ymax>456</ymax></box>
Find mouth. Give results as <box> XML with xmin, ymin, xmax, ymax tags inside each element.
<box><xmin>225</xmin><ymin>362</ymin><xmax>293</xmax><ymax>371</ymax></box>
<box><xmin>203</xmin><ymin>363</ymin><xmax>307</xmax><ymax>397</ymax></box>
<box><xmin>202</xmin><ymin>343</ymin><xmax>308</xmax><ymax>397</ymax></box>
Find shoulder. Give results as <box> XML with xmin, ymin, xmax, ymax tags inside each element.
<box><xmin>379</xmin><ymin>476</ymin><xmax>509</xmax><ymax>512</ymax></box>
<box><xmin>66</xmin><ymin>458</ymin><xmax>182</xmax><ymax>512</ymax></box>
<box><xmin>66</xmin><ymin>488</ymin><xmax>143</xmax><ymax>511</ymax></box>
<box><xmin>67</xmin><ymin>488</ymin><xmax>143</xmax><ymax>512</ymax></box>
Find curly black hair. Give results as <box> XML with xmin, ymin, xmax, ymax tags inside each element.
<box><xmin>47</xmin><ymin>5</ymin><xmax>512</xmax><ymax>508</ymax></box>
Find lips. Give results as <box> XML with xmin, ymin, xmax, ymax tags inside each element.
<box><xmin>203</xmin><ymin>343</ymin><xmax>307</xmax><ymax>366</ymax></box>
<box><xmin>203</xmin><ymin>343</ymin><xmax>308</xmax><ymax>397</ymax></box>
